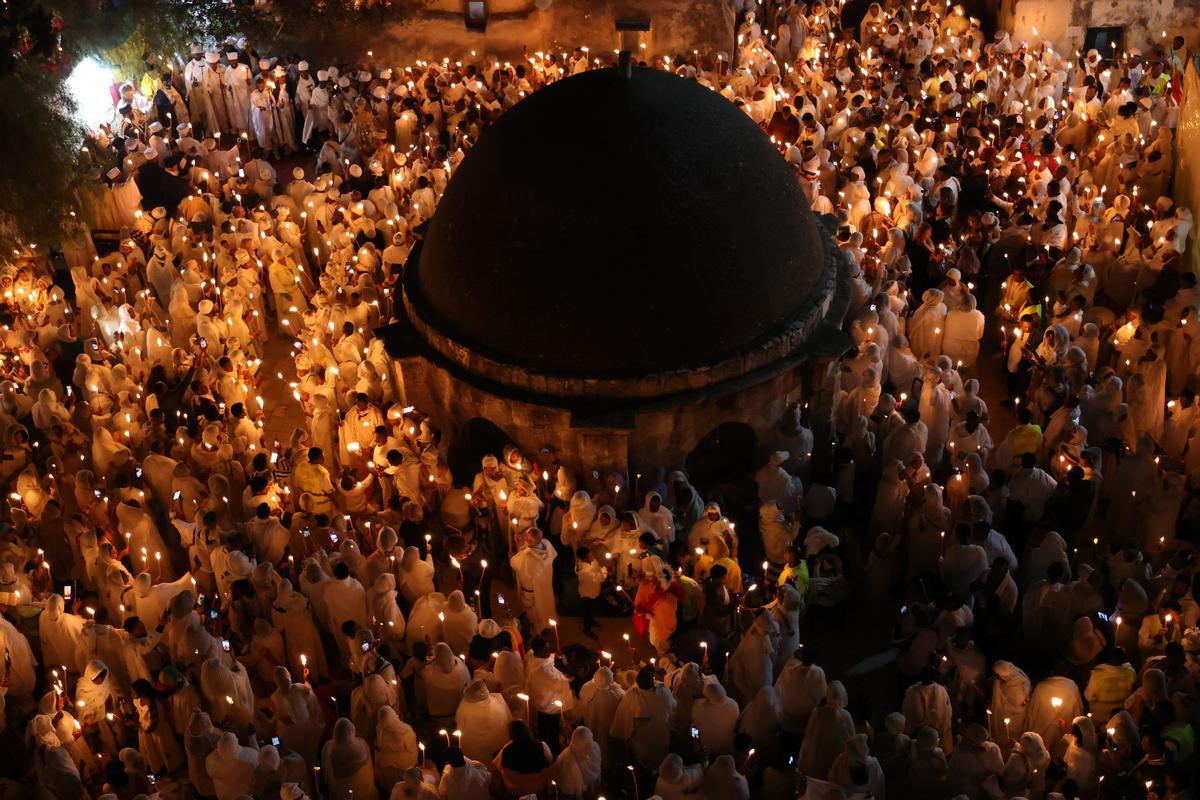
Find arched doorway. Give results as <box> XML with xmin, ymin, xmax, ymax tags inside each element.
<box><xmin>685</xmin><ymin>422</ymin><xmax>757</xmax><ymax>492</ymax></box>
<box><xmin>448</xmin><ymin>417</ymin><xmax>514</xmax><ymax>486</ymax></box>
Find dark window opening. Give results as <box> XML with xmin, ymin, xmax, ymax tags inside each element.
<box><xmin>448</xmin><ymin>417</ymin><xmax>513</xmax><ymax>485</ymax></box>
<box><xmin>466</xmin><ymin>1</ymin><xmax>487</xmax><ymax>32</ymax></box>
<box><xmin>1084</xmin><ymin>26</ymin><xmax>1124</xmax><ymax>58</ymax></box>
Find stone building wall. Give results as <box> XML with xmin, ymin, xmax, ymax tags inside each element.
<box><xmin>997</xmin><ymin>0</ymin><xmax>1200</xmax><ymax>56</ymax></box>
<box><xmin>280</xmin><ymin>0</ymin><xmax>736</xmax><ymax>65</ymax></box>
<box><xmin>388</xmin><ymin>351</ymin><xmax>810</xmax><ymax>491</ymax></box>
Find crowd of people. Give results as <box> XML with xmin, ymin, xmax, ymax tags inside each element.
<box><xmin>0</xmin><ymin>0</ymin><xmax>1198</xmax><ymax>798</ymax></box>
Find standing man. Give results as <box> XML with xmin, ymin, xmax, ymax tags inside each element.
<box><xmin>222</xmin><ymin>50</ymin><xmax>252</xmax><ymax>135</ymax></box>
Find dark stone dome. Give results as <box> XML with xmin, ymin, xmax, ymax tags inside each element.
<box><xmin>407</xmin><ymin>64</ymin><xmax>828</xmax><ymax>379</ymax></box>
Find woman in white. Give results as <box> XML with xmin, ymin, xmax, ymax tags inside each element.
<box><xmin>396</xmin><ymin>546</ymin><xmax>435</xmax><ymax>605</ymax></box>
<box><xmin>455</xmin><ymin>678</ymin><xmax>512</xmax><ymax>762</ymax></box>
<box><xmin>366</xmin><ymin>573</ymin><xmax>406</xmax><ymax>650</ymax></box>
<box><xmin>206</xmin><ymin>731</ymin><xmax>260</xmax><ymax>800</ymax></box>
<box><xmin>405</xmin><ymin>591</ymin><xmax>445</xmax><ymax>650</ymax></box>
<box><xmin>554</xmin><ymin>726</ymin><xmax>602</xmax><ymax>799</ymax></box>
<box><xmin>576</xmin><ymin>667</ymin><xmax>623</xmax><ymax>769</ymax></box>
<box><xmin>908</xmin><ymin>288</ymin><xmax>947</xmax><ymax>360</ymax></box>
<box><xmin>271</xmin><ymin>666</ymin><xmax>323</xmax><ymax>765</ymax></box>
<box><xmin>75</xmin><ymin>659</ymin><xmax>121</xmax><ymax>753</ymax></box>
<box><xmin>271</xmin><ymin>579</ymin><xmax>328</xmax><ymax>681</ymax></box>
<box><xmin>942</xmin><ymin>294</ymin><xmax>985</xmax><ymax>369</ymax></box>
<box><xmin>440</xmin><ymin>590</ymin><xmax>478</xmax><ymax>656</ymax></box>
<box><xmin>509</xmin><ymin>531</ymin><xmax>557</xmax><ymax>632</ymax></box>
<box><xmin>38</xmin><ymin>594</ymin><xmax>86</xmax><ymax>674</ymax></box>
<box><xmin>374</xmin><ymin>706</ymin><xmax>418</xmax><ymax>790</ymax></box>
<box><xmin>321</xmin><ymin>718</ymin><xmax>377</xmax><ymax>800</ymax></box>
<box><xmin>919</xmin><ymin>366</ymin><xmax>954</xmax><ymax>465</ymax></box>
<box><xmin>420</xmin><ymin>643</ymin><xmax>470</xmax><ymax>724</ymax></box>
<box><xmin>639</xmin><ymin>491</ymin><xmax>675</xmax><ymax>545</ymax></box>
<box><xmin>200</xmin><ymin>657</ymin><xmax>254</xmax><ymax>731</ymax></box>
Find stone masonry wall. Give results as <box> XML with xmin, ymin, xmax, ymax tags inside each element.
<box><xmin>276</xmin><ymin>0</ymin><xmax>736</xmax><ymax>66</ymax></box>
<box><xmin>999</xmin><ymin>0</ymin><xmax>1200</xmax><ymax>56</ymax></box>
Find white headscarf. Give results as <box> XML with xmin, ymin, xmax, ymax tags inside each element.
<box><xmin>554</xmin><ymin>725</ymin><xmax>602</xmax><ymax>795</ymax></box>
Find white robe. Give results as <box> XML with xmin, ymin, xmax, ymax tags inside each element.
<box><xmin>510</xmin><ymin>540</ymin><xmax>557</xmax><ymax>632</ymax></box>
<box><xmin>206</xmin><ymin>733</ymin><xmax>259</xmax><ymax>800</ymax></box>
<box><xmin>421</xmin><ymin>644</ymin><xmax>470</xmax><ymax>722</ymax></box>
<box><xmin>455</xmin><ymin>682</ymin><xmax>513</xmax><ymax>762</ymax></box>
<box><xmin>693</xmin><ymin>681</ymin><xmax>740</xmax><ymax>756</ymax></box>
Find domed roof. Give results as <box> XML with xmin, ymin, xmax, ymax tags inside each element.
<box><xmin>406</xmin><ymin>64</ymin><xmax>828</xmax><ymax>379</ymax></box>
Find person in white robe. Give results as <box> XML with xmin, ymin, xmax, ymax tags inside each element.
<box><xmin>510</xmin><ymin>531</ymin><xmax>557</xmax><ymax>633</ymax></box>
<box><xmin>321</xmin><ymin>718</ymin><xmax>377</xmax><ymax>800</ymax></box>
<box><xmin>38</xmin><ymin>594</ymin><xmax>86</xmax><ymax>675</ymax></box>
<box><xmin>366</xmin><ymin>572</ymin><xmax>406</xmax><ymax>650</ymax></box>
<box><xmin>397</xmin><ymin>546</ymin><xmax>436</xmax><ymax>606</ymax></box>
<box><xmin>576</xmin><ymin>666</ymin><xmax>623</xmax><ymax>769</ymax></box>
<box><xmin>249</xmin><ymin>77</ymin><xmax>279</xmax><ymax>155</ymax></box>
<box><xmin>799</xmin><ymin>681</ymin><xmax>855</xmax><ymax>780</ymax></box>
<box><xmin>437</xmin><ymin>749</ymin><xmax>490</xmax><ymax>800</ymax></box>
<box><xmin>610</xmin><ymin>666</ymin><xmax>676</xmax><ymax>770</ymax></box>
<box><xmin>206</xmin><ymin>731</ymin><xmax>260</xmax><ymax>800</ymax></box>
<box><xmin>908</xmin><ymin>289</ymin><xmax>947</xmax><ymax>360</ymax></box>
<box><xmin>374</xmin><ymin>706</ymin><xmax>419</xmax><ymax>789</ymax></box>
<box><xmin>200</xmin><ymin>656</ymin><xmax>254</xmax><ymax>731</ymax></box>
<box><xmin>324</xmin><ymin>561</ymin><xmax>368</xmax><ymax>649</ymax></box>
<box><xmin>1062</xmin><ymin>715</ymin><xmax>1099</xmax><ymax>797</ymax></box>
<box><xmin>901</xmin><ymin>672</ymin><xmax>954</xmax><ymax>754</ymax></box>
<box><xmin>724</xmin><ymin>611</ymin><xmax>778</xmax><ymax>703</ymax></box>
<box><xmin>271</xmin><ymin>666</ymin><xmax>323</xmax><ymax>765</ymax></box>
<box><xmin>349</xmin><ymin>674</ymin><xmax>391</xmax><ymax>748</ymax></box>
<box><xmin>638</xmin><ymin>491</ymin><xmax>675</xmax><ymax>545</ymax></box>
<box><xmin>655</xmin><ymin>753</ymin><xmax>705</xmax><ymax>800</ymax></box>
<box><xmin>760</xmin><ymin>501</ymin><xmax>798</xmax><ymax>570</ymax></box>
<box><xmin>692</xmin><ymin>679</ymin><xmax>740</xmax><ymax>756</ymax></box>
<box><xmin>1023</xmin><ymin>674</ymin><xmax>1084</xmax><ymax>757</ymax></box>
<box><xmin>942</xmin><ymin>294</ymin><xmax>985</xmax><ymax>369</ymax></box>
<box><xmin>775</xmin><ymin>650</ymin><xmax>827</xmax><ymax>735</ymax></box>
<box><xmin>1001</xmin><ymin>730</ymin><xmax>1051</xmax><ymax>798</ymax></box>
<box><xmin>128</xmin><ymin>571</ymin><xmax>192</xmax><ymax>626</ymax></box>
<box><xmin>455</xmin><ymin>678</ymin><xmax>512</xmax><ymax>763</ymax></box>
<box><xmin>755</xmin><ymin>451</ymin><xmax>803</xmax><ymax>514</ymax></box>
<box><xmin>945</xmin><ymin>723</ymin><xmax>1003</xmax><ymax>799</ymax></box>
<box><xmin>271</xmin><ymin>579</ymin><xmax>328</xmax><ymax>681</ymax></box>
<box><xmin>553</xmin><ymin>726</ymin><xmax>601</xmax><ymax>799</ymax></box>
<box><xmin>441</xmin><ymin>590</ymin><xmax>478</xmax><ymax>656</ymax></box>
<box><xmin>221</xmin><ymin>52</ymin><xmax>252</xmax><ymax>133</ymax></box>
<box><xmin>405</xmin><ymin>591</ymin><xmax>445</xmax><ymax>650</ymax></box>
<box><xmin>420</xmin><ymin>643</ymin><xmax>470</xmax><ymax>724</ymax></box>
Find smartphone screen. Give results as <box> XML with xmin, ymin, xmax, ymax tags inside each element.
<box><xmin>360</xmin><ymin>641</ymin><xmax>369</xmax><ymax>652</ymax></box>
<box><xmin>63</xmin><ymin>585</ymin><xmax>72</xmax><ymax>599</ymax></box>
<box><xmin>221</xmin><ymin>639</ymin><xmax>230</xmax><ymax>652</ymax></box>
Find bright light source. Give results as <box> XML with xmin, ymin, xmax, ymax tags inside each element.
<box><xmin>66</xmin><ymin>57</ymin><xmax>116</xmax><ymax>129</ymax></box>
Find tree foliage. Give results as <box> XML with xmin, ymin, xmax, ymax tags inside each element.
<box><xmin>0</xmin><ymin>0</ymin><xmax>266</xmax><ymax>248</ymax></box>
<box><xmin>0</xmin><ymin>0</ymin><xmax>423</xmax><ymax>249</ymax></box>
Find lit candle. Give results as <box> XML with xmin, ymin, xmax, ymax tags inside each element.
<box><xmin>516</xmin><ymin>692</ymin><xmax>531</xmax><ymax>721</ymax></box>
